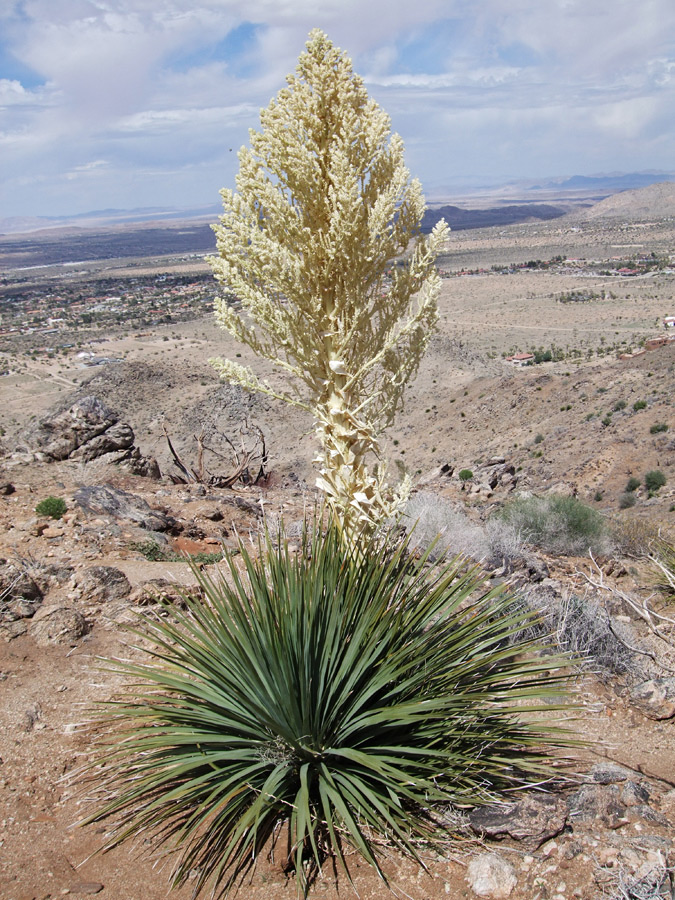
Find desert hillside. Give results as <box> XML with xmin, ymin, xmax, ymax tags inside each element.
<box><xmin>0</xmin><ymin>202</ymin><xmax>674</xmax><ymax>900</ymax></box>
<box><xmin>581</xmin><ymin>181</ymin><xmax>675</xmax><ymax>221</ymax></box>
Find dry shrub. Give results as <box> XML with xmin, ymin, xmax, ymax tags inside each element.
<box><xmin>611</xmin><ymin>516</ymin><xmax>662</xmax><ymax>557</ymax></box>
<box><xmin>519</xmin><ymin>588</ymin><xmax>647</xmax><ymax>681</ymax></box>
<box><xmin>403</xmin><ymin>493</ymin><xmax>527</xmax><ymax>569</ymax></box>
<box><xmin>402</xmin><ymin>492</ymin><xmax>488</xmax><ymax>561</ymax></box>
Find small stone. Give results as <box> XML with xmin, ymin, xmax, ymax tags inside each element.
<box><xmin>627</xmin><ymin>804</ymin><xmax>671</xmax><ymax>827</ymax></box>
<box><xmin>629</xmin><ymin>678</ymin><xmax>675</xmax><ymax>720</ymax></box>
<box><xmin>466</xmin><ymin>852</ymin><xmax>518</xmax><ymax>899</ymax></box>
<box><xmin>620</xmin><ymin>781</ymin><xmax>650</xmax><ymax>806</ymax></box>
<box><xmin>587</xmin><ymin>762</ymin><xmax>634</xmax><ymax>784</ymax></box>
<box><xmin>68</xmin><ymin>882</ymin><xmax>104</xmax><ymax>895</ymax></box>
<box><xmin>541</xmin><ymin>840</ymin><xmax>558</xmax><ymax>858</ymax></box>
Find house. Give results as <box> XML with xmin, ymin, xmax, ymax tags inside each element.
<box><xmin>664</xmin><ymin>316</ymin><xmax>675</xmax><ymax>328</ymax></box>
<box><xmin>645</xmin><ymin>336</ymin><xmax>670</xmax><ymax>351</ymax></box>
<box><xmin>505</xmin><ymin>352</ymin><xmax>535</xmax><ymax>367</ymax></box>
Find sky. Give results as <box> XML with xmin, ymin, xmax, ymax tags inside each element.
<box><xmin>1</xmin><ymin>0</ymin><xmax>674</xmax><ymax>219</ymax></box>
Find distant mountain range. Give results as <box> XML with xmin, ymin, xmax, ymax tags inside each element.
<box><xmin>531</xmin><ymin>172</ymin><xmax>675</xmax><ymax>192</ymax></box>
<box><xmin>420</xmin><ymin>203</ymin><xmax>566</xmax><ymax>233</ymax></box>
<box><xmin>2</xmin><ymin>171</ymin><xmax>675</xmax><ymax>256</ymax></box>
<box><xmin>0</xmin><ymin>205</ymin><xmax>221</xmax><ymax>236</ymax></box>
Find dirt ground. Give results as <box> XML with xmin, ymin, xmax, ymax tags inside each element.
<box><xmin>1</xmin><ymin>596</ymin><xmax>675</xmax><ymax>900</ymax></box>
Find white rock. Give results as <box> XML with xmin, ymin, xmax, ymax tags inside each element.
<box><xmin>466</xmin><ymin>852</ymin><xmax>518</xmax><ymax>898</ymax></box>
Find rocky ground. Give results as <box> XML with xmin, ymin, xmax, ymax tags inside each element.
<box><xmin>0</xmin><ymin>368</ymin><xmax>674</xmax><ymax>900</ymax></box>
<box><xmin>1</xmin><ymin>205</ymin><xmax>674</xmax><ymax>900</ymax></box>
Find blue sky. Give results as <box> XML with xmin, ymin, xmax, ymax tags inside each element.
<box><xmin>1</xmin><ymin>0</ymin><xmax>674</xmax><ymax>219</ymax></box>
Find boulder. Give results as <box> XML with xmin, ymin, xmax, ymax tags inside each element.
<box><xmin>466</xmin><ymin>853</ymin><xmax>518</xmax><ymax>899</ymax></box>
<box><xmin>130</xmin><ymin>578</ymin><xmax>203</xmax><ymax>608</ymax></box>
<box><xmin>629</xmin><ymin>678</ymin><xmax>675</xmax><ymax>720</ymax></box>
<box><xmin>31</xmin><ymin>396</ymin><xmax>119</xmax><ymax>461</ymax></box>
<box><xmin>74</xmin><ymin>485</ymin><xmax>176</xmax><ymax>533</ymax></box>
<box><xmin>30</xmin><ymin>607</ymin><xmax>89</xmax><ymax>646</ymax></box>
<box><xmin>77</xmin><ymin>566</ymin><xmax>131</xmax><ymax>604</ymax></box>
<box><xmin>568</xmin><ymin>783</ymin><xmax>628</xmax><ymax>828</ymax></box>
<box><xmin>118</xmin><ymin>447</ymin><xmax>162</xmax><ymax>480</ymax></box>
<box><xmin>0</xmin><ymin>561</ymin><xmax>43</xmax><ymax>604</ymax></box>
<box><xmin>0</xmin><ymin>562</ymin><xmax>43</xmax><ymax>638</ymax></box>
<box><xmin>72</xmin><ymin>422</ymin><xmax>135</xmax><ymax>461</ymax></box>
<box><xmin>468</xmin><ymin>794</ymin><xmax>568</xmax><ymax>846</ymax></box>
<box><xmin>587</xmin><ymin>762</ymin><xmax>635</xmax><ymax>784</ymax></box>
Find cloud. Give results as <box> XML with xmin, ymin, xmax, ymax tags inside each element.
<box><xmin>1</xmin><ymin>0</ymin><xmax>674</xmax><ymax>216</ymax></box>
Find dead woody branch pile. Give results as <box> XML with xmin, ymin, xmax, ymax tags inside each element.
<box><xmin>163</xmin><ymin>420</ymin><xmax>268</xmax><ymax>489</ymax></box>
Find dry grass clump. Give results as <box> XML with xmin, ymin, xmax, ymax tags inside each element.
<box><xmin>649</xmin><ymin>537</ymin><xmax>675</xmax><ymax>599</ymax></box>
<box><xmin>612</xmin><ymin>516</ymin><xmax>663</xmax><ymax>557</ymax></box>
<box><xmin>402</xmin><ymin>492</ymin><xmax>489</xmax><ymax>561</ymax></box>
<box><xmin>402</xmin><ymin>492</ymin><xmax>526</xmax><ymax>568</ymax></box>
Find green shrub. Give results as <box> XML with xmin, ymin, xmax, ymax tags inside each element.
<box><xmin>498</xmin><ymin>494</ymin><xmax>610</xmax><ymax>556</ymax></box>
<box><xmin>130</xmin><ymin>539</ymin><xmax>170</xmax><ymax>561</ymax></box>
<box><xmin>619</xmin><ymin>492</ymin><xmax>637</xmax><ymax>509</ymax></box>
<box><xmin>458</xmin><ymin>468</ymin><xmax>473</xmax><ymax>481</ymax></box>
<box><xmin>82</xmin><ymin>523</ymin><xmax>571</xmax><ymax>896</ymax></box>
<box><xmin>632</xmin><ymin>400</ymin><xmax>647</xmax><ymax>411</ymax></box>
<box><xmin>35</xmin><ymin>496</ymin><xmax>67</xmax><ymax>520</ymax></box>
<box><xmin>613</xmin><ymin>400</ymin><xmax>627</xmax><ymax>411</ymax></box>
<box><xmin>533</xmin><ymin>433</ymin><xmax>544</xmax><ymax>444</ymax></box>
<box><xmin>130</xmin><ymin>540</ymin><xmax>223</xmax><ymax>565</ymax></box>
<box><xmin>645</xmin><ymin>469</ymin><xmax>667</xmax><ymax>493</ymax></box>
<box><xmin>625</xmin><ymin>477</ymin><xmax>641</xmax><ymax>493</ymax></box>
<box><xmin>650</xmin><ymin>422</ymin><xmax>669</xmax><ymax>434</ymax></box>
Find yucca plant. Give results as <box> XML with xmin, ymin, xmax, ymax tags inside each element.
<box><xmin>82</xmin><ymin>523</ymin><xmax>572</xmax><ymax>897</ymax></box>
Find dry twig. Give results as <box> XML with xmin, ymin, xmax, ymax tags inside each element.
<box><xmin>574</xmin><ymin>553</ymin><xmax>675</xmax><ymax>676</ymax></box>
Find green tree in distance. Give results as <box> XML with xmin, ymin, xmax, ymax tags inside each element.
<box><xmin>208</xmin><ymin>30</ymin><xmax>448</xmax><ymax>539</ymax></box>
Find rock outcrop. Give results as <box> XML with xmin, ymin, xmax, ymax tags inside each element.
<box><xmin>27</xmin><ymin>395</ymin><xmax>160</xmax><ymax>477</ymax></box>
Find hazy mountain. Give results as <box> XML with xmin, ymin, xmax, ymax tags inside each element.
<box><xmin>533</xmin><ymin>172</ymin><xmax>675</xmax><ymax>193</ymax></box>
<box><xmin>582</xmin><ymin>181</ymin><xmax>675</xmax><ymax>220</ymax></box>
<box><xmin>421</xmin><ymin>203</ymin><xmax>566</xmax><ymax>233</ymax></box>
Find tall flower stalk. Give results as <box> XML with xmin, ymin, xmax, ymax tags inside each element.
<box><xmin>209</xmin><ymin>30</ymin><xmax>447</xmax><ymax>539</ymax></box>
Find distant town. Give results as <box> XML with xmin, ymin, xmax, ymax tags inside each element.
<box><xmin>0</xmin><ymin>245</ymin><xmax>673</xmax><ymax>371</ymax></box>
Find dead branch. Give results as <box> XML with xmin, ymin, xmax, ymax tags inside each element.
<box><xmin>648</xmin><ymin>553</ymin><xmax>675</xmax><ymax>595</ymax></box>
<box><xmin>163</xmin><ymin>424</ymin><xmax>197</xmax><ymax>483</ymax></box>
<box><xmin>163</xmin><ymin>421</ymin><xmax>269</xmax><ymax>489</ymax></box>
<box><xmin>574</xmin><ymin>553</ymin><xmax>675</xmax><ymax>675</ymax></box>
